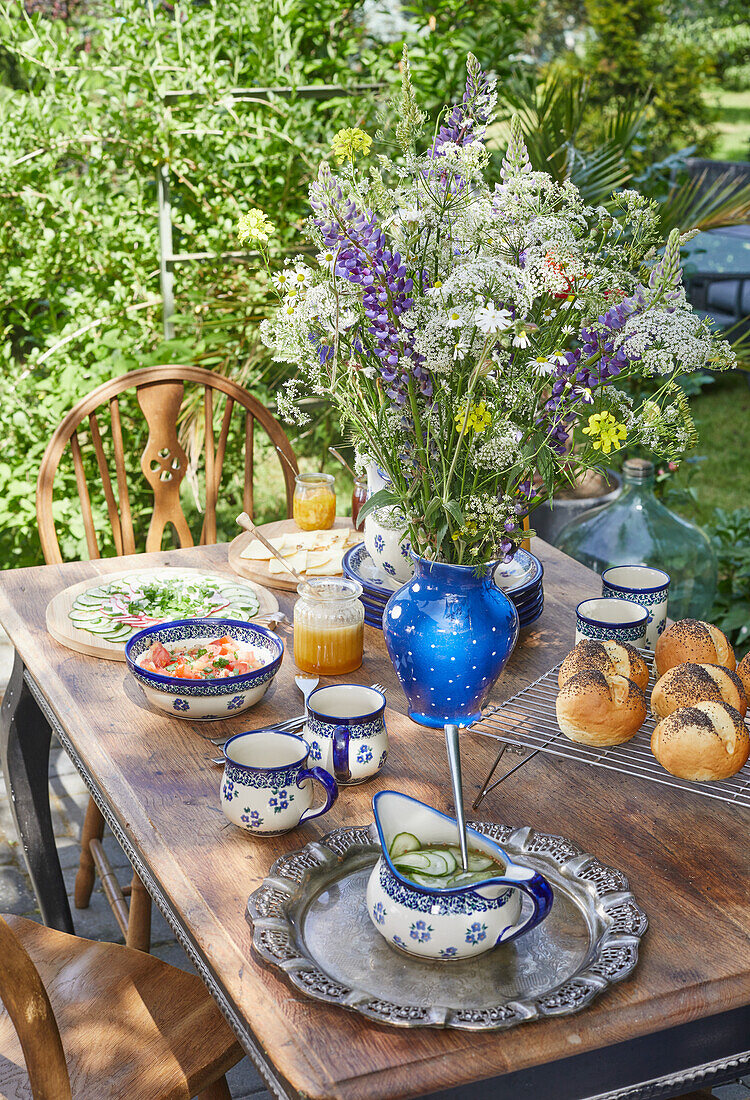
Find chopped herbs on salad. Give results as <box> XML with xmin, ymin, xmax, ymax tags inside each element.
<box><xmin>68</xmin><ymin>571</ymin><xmax>261</xmax><ymax>644</ymax></box>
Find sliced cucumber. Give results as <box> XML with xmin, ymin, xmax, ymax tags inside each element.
<box><xmin>389</xmin><ymin>832</ymin><xmax>420</xmax><ymax>858</ymax></box>
<box><xmin>395</xmin><ymin>851</ymin><xmax>453</xmax><ymax>877</ymax></box>
<box><xmin>467</xmin><ymin>852</ymin><xmax>496</xmax><ymax>872</ymax></box>
<box><xmin>449</xmin><ymin>870</ymin><xmax>495</xmax><ymax>887</ymax></box>
<box><xmin>392</xmin><ymin>852</ymin><xmax>432</xmax><ymax>872</ymax></box>
<box><xmin>409</xmin><ymin>871</ymin><xmax>450</xmax><ymax>888</ymax></box>
<box><xmin>421</xmin><ymin>846</ymin><xmax>457</xmax><ymax>875</ymax></box>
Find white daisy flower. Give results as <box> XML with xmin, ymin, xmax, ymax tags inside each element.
<box><xmin>532</xmin><ymin>355</ymin><xmax>556</xmax><ymax>376</ymax></box>
<box><xmin>317</xmin><ymin>249</ymin><xmax>337</xmax><ymax>271</ymax></box>
<box><xmin>293</xmin><ymin>266</ymin><xmax>310</xmax><ymax>286</ymax></box>
<box><xmin>453</xmin><ymin>342</ymin><xmax>467</xmax><ymax>361</ymax></box>
<box><xmin>272</xmin><ymin>271</ymin><xmax>292</xmax><ymax>291</ymax></box>
<box><xmin>476</xmin><ymin>304</ymin><xmax>513</xmax><ymax>334</ymax></box>
<box><xmin>446</xmin><ymin>308</ymin><xmax>463</xmax><ymax>329</ymax></box>
<box><xmin>512</xmin><ymin>329</ymin><xmax>530</xmax><ymax>348</ymax></box>
<box><xmin>550</xmin><ymin>350</ymin><xmax>568</xmax><ymax>365</ymax></box>
<box><xmin>281</xmin><ymin>300</ymin><xmax>297</xmax><ymax>317</ymax></box>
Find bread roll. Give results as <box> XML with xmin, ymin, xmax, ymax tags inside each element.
<box><xmin>558</xmin><ymin>638</ymin><xmax>649</xmax><ymax>691</ymax></box>
<box><xmin>556</xmin><ymin>670</ymin><xmax>647</xmax><ymax>747</ymax></box>
<box><xmin>651</xmin><ymin>663</ymin><xmax>747</xmax><ymax>719</ymax></box>
<box><xmin>655</xmin><ymin>619</ymin><xmax>735</xmax><ymax>678</ymax></box>
<box><xmin>737</xmin><ymin>652</ymin><xmax>750</xmax><ymax>702</ymax></box>
<box><xmin>651</xmin><ymin>700</ymin><xmax>749</xmax><ymax>781</ymax></box>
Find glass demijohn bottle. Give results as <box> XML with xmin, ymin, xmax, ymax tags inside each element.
<box><xmin>555</xmin><ymin>458</ymin><xmax>717</xmax><ymax>620</ymax></box>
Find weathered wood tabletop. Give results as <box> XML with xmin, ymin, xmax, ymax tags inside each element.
<box><xmin>0</xmin><ymin>539</ymin><xmax>748</xmax><ymax>1100</ymax></box>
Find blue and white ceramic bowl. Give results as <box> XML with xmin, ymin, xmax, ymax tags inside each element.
<box><xmin>125</xmin><ymin>618</ymin><xmax>283</xmax><ymax>721</ymax></box>
<box><xmin>367</xmin><ymin>792</ymin><xmax>553</xmax><ymax>961</ymax></box>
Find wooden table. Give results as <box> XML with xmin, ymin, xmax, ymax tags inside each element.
<box><xmin>1</xmin><ymin>541</ymin><xmax>748</xmax><ymax>1100</ymax></box>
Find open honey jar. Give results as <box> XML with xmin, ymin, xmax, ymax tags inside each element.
<box><xmin>294</xmin><ymin>577</ymin><xmax>364</xmax><ymax>675</ymax></box>
<box><xmin>293</xmin><ymin>473</ymin><xmax>336</xmax><ymax>531</ymax></box>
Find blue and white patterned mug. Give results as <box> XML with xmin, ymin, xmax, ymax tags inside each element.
<box><xmin>304</xmin><ymin>684</ymin><xmax>388</xmax><ymax>786</ymax></box>
<box><xmin>220</xmin><ymin>729</ymin><xmax>337</xmax><ymax>836</ymax></box>
<box><xmin>575</xmin><ymin>597</ymin><xmax>648</xmax><ymax>647</ymax></box>
<box><xmin>601</xmin><ymin>565</ymin><xmax>670</xmax><ymax>651</ymax></box>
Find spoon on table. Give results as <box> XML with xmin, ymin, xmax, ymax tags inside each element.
<box><xmin>236</xmin><ymin>511</ymin><xmax>307</xmax><ymax>587</ymax></box>
<box><xmin>445</xmin><ymin>723</ymin><xmax>470</xmax><ymax>873</ymax></box>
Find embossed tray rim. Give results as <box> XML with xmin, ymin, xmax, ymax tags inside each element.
<box><xmin>246</xmin><ymin>822</ymin><xmax>648</xmax><ymax>1031</ymax></box>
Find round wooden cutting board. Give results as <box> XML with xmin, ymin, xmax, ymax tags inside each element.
<box><xmin>228</xmin><ymin>518</ymin><xmax>357</xmax><ymax>592</ymax></box>
<box><xmin>46</xmin><ymin>567</ymin><xmax>279</xmax><ymax>662</ymax></box>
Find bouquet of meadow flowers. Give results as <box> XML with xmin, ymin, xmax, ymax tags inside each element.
<box><xmin>239</xmin><ymin>53</ymin><xmax>734</xmax><ymax>567</ymax></box>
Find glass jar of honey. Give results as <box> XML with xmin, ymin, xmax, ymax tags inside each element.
<box><xmin>294</xmin><ymin>577</ymin><xmax>364</xmax><ymax>675</ymax></box>
<box><xmin>293</xmin><ymin>473</ymin><xmax>336</xmax><ymax>531</ymax></box>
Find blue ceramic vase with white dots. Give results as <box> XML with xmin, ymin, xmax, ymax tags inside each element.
<box><xmin>382</xmin><ymin>556</ymin><xmax>520</xmax><ymax>728</ymax></box>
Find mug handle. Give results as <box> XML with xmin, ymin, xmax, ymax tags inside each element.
<box><xmin>297</xmin><ymin>767</ymin><xmax>339</xmax><ymax>823</ymax></box>
<box><xmin>332</xmin><ymin>725</ymin><xmax>351</xmax><ymax>783</ymax></box>
<box><xmin>479</xmin><ymin>870</ymin><xmax>553</xmax><ymax>946</ymax></box>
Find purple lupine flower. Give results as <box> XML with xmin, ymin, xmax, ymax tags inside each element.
<box><xmin>310</xmin><ymin>166</ymin><xmax>430</xmax><ymax>401</ymax></box>
<box><xmin>430</xmin><ymin>54</ymin><xmax>496</xmax><ymax>158</ymax></box>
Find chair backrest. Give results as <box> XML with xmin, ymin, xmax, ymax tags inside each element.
<box><xmin>0</xmin><ymin>915</ymin><xmax>71</xmax><ymax>1099</ymax></box>
<box><xmin>36</xmin><ymin>365</ymin><xmax>299</xmax><ymax>564</ymax></box>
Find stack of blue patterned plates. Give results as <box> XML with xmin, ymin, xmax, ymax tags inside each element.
<box><xmin>493</xmin><ymin>548</ymin><xmax>544</xmax><ymax>629</ymax></box>
<box><xmin>343</xmin><ymin>544</ymin><xmax>544</xmax><ymax>632</ymax></box>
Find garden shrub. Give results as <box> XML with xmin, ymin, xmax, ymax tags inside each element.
<box><xmin>0</xmin><ymin>0</ymin><xmax>536</xmax><ymax>567</ymax></box>
<box><xmin>710</xmin><ymin>508</ymin><xmax>750</xmax><ymax>657</ymax></box>
<box><xmin>557</xmin><ymin>0</ymin><xmax>717</xmax><ymax>163</ymax></box>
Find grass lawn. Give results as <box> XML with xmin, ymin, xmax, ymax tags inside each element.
<box><xmin>668</xmin><ymin>371</ymin><xmax>750</xmax><ymax>524</ymax></box>
<box><xmin>707</xmin><ymin>86</ymin><xmax>750</xmax><ymax>162</ymax></box>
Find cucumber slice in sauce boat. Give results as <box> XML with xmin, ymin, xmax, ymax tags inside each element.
<box><xmin>389</xmin><ymin>832</ymin><xmax>421</xmax><ymax>858</ymax></box>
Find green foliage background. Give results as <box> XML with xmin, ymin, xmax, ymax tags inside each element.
<box><xmin>0</xmin><ymin>0</ymin><xmax>535</xmax><ymax>566</ymax></box>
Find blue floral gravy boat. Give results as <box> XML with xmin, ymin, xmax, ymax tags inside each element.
<box><xmin>366</xmin><ymin>792</ymin><xmax>553</xmax><ymax>961</ymax></box>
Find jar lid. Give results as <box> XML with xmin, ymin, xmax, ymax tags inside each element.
<box><xmin>297</xmin><ymin>577</ymin><xmax>363</xmax><ymax>601</ymax></box>
<box><xmin>622</xmin><ymin>458</ymin><xmax>654</xmax><ymax>482</ymax></box>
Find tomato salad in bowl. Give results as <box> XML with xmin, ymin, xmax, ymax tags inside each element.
<box><xmin>125</xmin><ymin>618</ymin><xmax>283</xmax><ymax>721</ymax></box>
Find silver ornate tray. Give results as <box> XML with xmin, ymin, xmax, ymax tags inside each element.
<box><xmin>246</xmin><ymin>823</ymin><xmax>648</xmax><ymax>1030</ymax></box>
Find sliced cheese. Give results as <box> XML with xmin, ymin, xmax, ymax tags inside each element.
<box><xmin>303</xmin><ymin>550</ymin><xmax>345</xmax><ymax>576</ymax></box>
<box><xmin>268</xmin><ymin>550</ymin><xmax>308</xmax><ymax>575</ymax></box>
<box><xmin>239</xmin><ymin>536</ymin><xmax>288</xmax><ymax>560</ymax></box>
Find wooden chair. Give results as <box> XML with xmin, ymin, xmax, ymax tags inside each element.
<box><xmin>0</xmin><ymin>912</ymin><xmax>242</xmax><ymax>1098</ymax></box>
<box><xmin>36</xmin><ymin>365</ymin><xmax>299</xmax><ymax>952</ymax></box>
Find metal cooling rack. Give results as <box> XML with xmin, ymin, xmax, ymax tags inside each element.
<box><xmin>473</xmin><ymin>649</ymin><xmax>750</xmax><ymax>809</ymax></box>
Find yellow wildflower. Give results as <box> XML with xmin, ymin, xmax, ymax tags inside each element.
<box><xmin>581</xmin><ymin>411</ymin><xmax>627</xmax><ymax>455</ymax></box>
<box><xmin>455</xmin><ymin>401</ymin><xmax>492</xmax><ymax>435</ymax></box>
<box><xmin>331</xmin><ymin>127</ymin><xmax>372</xmax><ymax>163</ymax></box>
<box><xmin>237</xmin><ymin>208</ymin><xmax>275</xmax><ymax>245</ymax></box>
